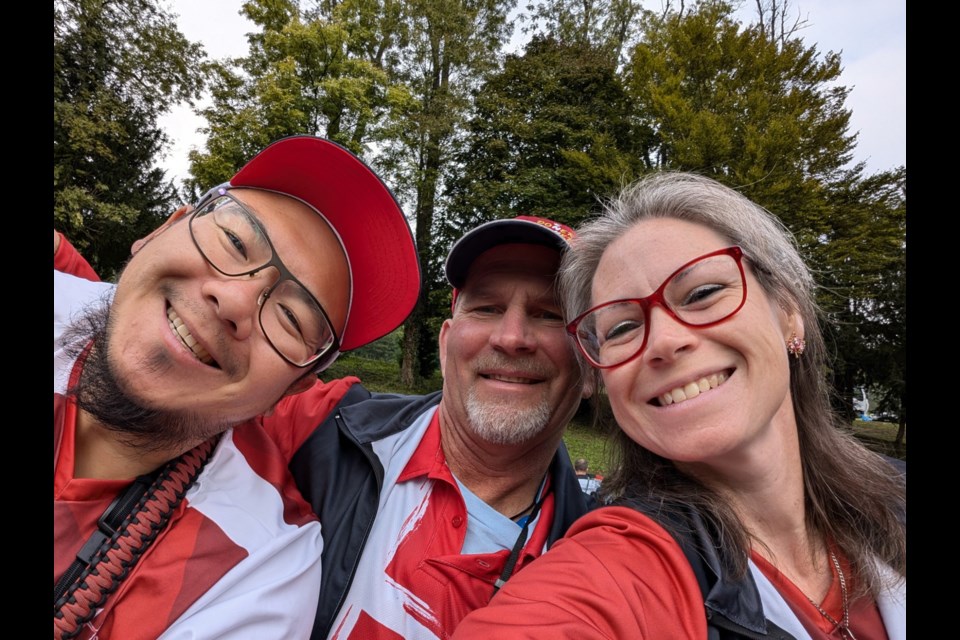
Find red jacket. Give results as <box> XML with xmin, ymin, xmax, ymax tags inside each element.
<box><xmin>453</xmin><ymin>506</ymin><xmax>706</xmax><ymax>639</ymax></box>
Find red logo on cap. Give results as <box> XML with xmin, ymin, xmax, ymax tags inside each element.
<box><xmin>526</xmin><ymin>217</ymin><xmax>575</xmax><ymax>243</ymax></box>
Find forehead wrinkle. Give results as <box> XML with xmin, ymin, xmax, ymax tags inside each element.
<box><xmin>462</xmin><ymin>245</ymin><xmax>561</xmax><ymax>297</ymax></box>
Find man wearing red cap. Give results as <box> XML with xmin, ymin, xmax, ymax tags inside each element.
<box><xmin>57</xmin><ymin>184</ymin><xmax>595</xmax><ymax>637</ymax></box>
<box><xmin>266</xmin><ymin>215</ymin><xmax>596</xmax><ymax>639</ymax></box>
<box><xmin>53</xmin><ymin>136</ymin><xmax>420</xmax><ymax>639</ymax></box>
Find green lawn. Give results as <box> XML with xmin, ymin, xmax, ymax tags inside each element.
<box><xmin>562</xmin><ymin>419</ymin><xmax>614</xmax><ymax>476</ymax></box>
<box><xmin>848</xmin><ymin>419</ymin><xmax>906</xmax><ymax>461</ymax></box>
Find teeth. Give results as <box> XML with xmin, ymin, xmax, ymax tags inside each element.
<box><xmin>488</xmin><ymin>375</ymin><xmax>535</xmax><ymax>384</ymax></box>
<box><xmin>659</xmin><ymin>373</ymin><xmax>727</xmax><ymax>406</ymax></box>
<box><xmin>167</xmin><ymin>307</ymin><xmax>214</xmax><ymax>366</ymax></box>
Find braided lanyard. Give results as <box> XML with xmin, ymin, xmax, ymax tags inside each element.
<box><xmin>53</xmin><ymin>434</ymin><xmax>220</xmax><ymax>640</ymax></box>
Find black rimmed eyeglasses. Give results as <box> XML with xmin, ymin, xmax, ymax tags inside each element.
<box><xmin>189</xmin><ymin>187</ymin><xmax>341</xmax><ymax>370</ymax></box>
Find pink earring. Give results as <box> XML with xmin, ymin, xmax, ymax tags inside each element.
<box><xmin>786</xmin><ymin>333</ymin><xmax>806</xmax><ymax>358</ymax></box>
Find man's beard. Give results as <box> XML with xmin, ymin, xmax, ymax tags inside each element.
<box><xmin>63</xmin><ymin>299</ymin><xmax>230</xmax><ymax>454</ymax></box>
<box><xmin>462</xmin><ymin>357</ymin><xmax>553</xmax><ymax>446</ymax></box>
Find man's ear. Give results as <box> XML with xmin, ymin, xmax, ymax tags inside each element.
<box><xmin>438</xmin><ymin>318</ymin><xmax>453</xmax><ymax>379</ymax></box>
<box><xmin>131</xmin><ymin>204</ymin><xmax>193</xmax><ymax>255</ymax></box>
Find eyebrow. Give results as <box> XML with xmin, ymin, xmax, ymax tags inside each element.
<box><xmin>670</xmin><ymin>259</ymin><xmax>706</xmax><ymax>286</ymax></box>
<box><xmin>228</xmin><ymin>199</ymin><xmax>272</xmax><ymax>251</ymax></box>
<box><xmin>461</xmin><ymin>282</ymin><xmax>560</xmax><ymax>311</ymax></box>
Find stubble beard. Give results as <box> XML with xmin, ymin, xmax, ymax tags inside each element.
<box><xmin>63</xmin><ymin>299</ymin><xmax>231</xmax><ymax>454</ymax></box>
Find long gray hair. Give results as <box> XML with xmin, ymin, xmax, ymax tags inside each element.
<box><xmin>560</xmin><ymin>172</ymin><xmax>905</xmax><ymax>596</ymax></box>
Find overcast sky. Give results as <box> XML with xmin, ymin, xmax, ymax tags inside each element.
<box><xmin>157</xmin><ymin>0</ymin><xmax>905</xmax><ymax>185</ymax></box>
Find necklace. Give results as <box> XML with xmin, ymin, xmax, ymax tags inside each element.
<box><xmin>807</xmin><ymin>549</ymin><xmax>858</xmax><ymax>640</ymax></box>
<box><xmin>507</xmin><ymin>497</ymin><xmax>537</xmax><ymax>521</ymax></box>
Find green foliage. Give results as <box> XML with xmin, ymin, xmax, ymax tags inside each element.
<box><xmin>374</xmin><ymin>0</ymin><xmax>516</xmax><ymax>386</ymax></box>
<box><xmin>188</xmin><ymin>0</ymin><xmax>412</xmax><ymax>193</ymax></box>
<box><xmin>446</xmin><ymin>35</ymin><xmax>646</xmax><ymax>239</ymax></box>
<box><xmin>521</xmin><ymin>0</ymin><xmax>642</xmax><ymax>62</ymax></box>
<box><xmin>814</xmin><ymin>167</ymin><xmax>906</xmax><ymax>425</ymax></box>
<box><xmin>323</xmin><ymin>353</ymin><xmax>443</xmax><ymax>394</ymax></box>
<box><xmin>626</xmin><ymin>0</ymin><xmax>855</xmax><ymax>221</ymax></box>
<box><xmin>346</xmin><ymin>328</ymin><xmax>404</xmax><ymax>363</ymax></box>
<box><xmin>561</xmin><ymin>417</ymin><xmax>614</xmax><ymax>475</ymax></box>
<box><xmin>54</xmin><ymin>0</ymin><xmax>206</xmax><ymax>278</ymax></box>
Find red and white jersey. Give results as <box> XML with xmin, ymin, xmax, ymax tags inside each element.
<box><xmin>328</xmin><ymin>408</ymin><xmax>556</xmax><ymax>639</ymax></box>
<box><xmin>54</xmin><ymin>271</ymin><xmax>324</xmax><ymax>639</ymax></box>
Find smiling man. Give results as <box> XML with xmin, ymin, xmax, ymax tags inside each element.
<box><xmin>267</xmin><ymin>216</ymin><xmax>596</xmax><ymax>639</ymax></box>
<box><xmin>53</xmin><ymin>136</ymin><xmax>419</xmax><ymax>639</ymax></box>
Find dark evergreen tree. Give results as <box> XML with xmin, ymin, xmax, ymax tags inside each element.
<box><xmin>446</xmin><ymin>34</ymin><xmax>645</xmax><ymax>240</ymax></box>
<box><xmin>54</xmin><ymin>0</ymin><xmax>205</xmax><ymax>279</ymax></box>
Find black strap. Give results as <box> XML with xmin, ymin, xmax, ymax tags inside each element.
<box><xmin>53</xmin><ymin>470</ymin><xmax>160</xmax><ymax>605</ymax></box>
<box><xmin>491</xmin><ymin>475</ymin><xmax>549</xmax><ymax>598</ymax></box>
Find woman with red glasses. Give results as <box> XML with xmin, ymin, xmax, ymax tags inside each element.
<box><xmin>454</xmin><ymin>173</ymin><xmax>905</xmax><ymax>639</ymax></box>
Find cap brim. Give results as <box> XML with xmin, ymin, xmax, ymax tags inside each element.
<box><xmin>445</xmin><ymin>219</ymin><xmax>569</xmax><ymax>289</ymax></box>
<box><xmin>231</xmin><ymin>136</ymin><xmax>420</xmax><ymax>351</ymax></box>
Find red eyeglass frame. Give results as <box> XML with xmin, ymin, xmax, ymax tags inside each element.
<box><xmin>565</xmin><ymin>246</ymin><xmax>748</xmax><ymax>369</ymax></box>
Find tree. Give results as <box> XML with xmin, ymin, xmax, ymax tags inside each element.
<box><xmin>377</xmin><ymin>0</ymin><xmax>516</xmax><ymax>385</ymax></box>
<box><xmin>188</xmin><ymin>0</ymin><xmax>412</xmax><ymax>194</ymax></box>
<box><xmin>446</xmin><ymin>34</ymin><xmax>645</xmax><ymax>236</ymax></box>
<box><xmin>625</xmin><ymin>0</ymin><xmax>856</xmax><ymax>230</ymax></box>
<box><xmin>815</xmin><ymin>167</ymin><xmax>906</xmax><ymax>443</ymax></box>
<box><xmin>54</xmin><ymin>0</ymin><xmax>205</xmax><ymax>279</ymax></box>
<box><xmin>520</xmin><ymin>0</ymin><xmax>642</xmax><ymax>63</ymax></box>
<box><xmin>623</xmin><ymin>1</ymin><xmax>909</xmax><ymax>422</ymax></box>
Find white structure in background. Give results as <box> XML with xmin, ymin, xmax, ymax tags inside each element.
<box><xmin>853</xmin><ymin>387</ymin><xmax>870</xmax><ymax>419</ymax></box>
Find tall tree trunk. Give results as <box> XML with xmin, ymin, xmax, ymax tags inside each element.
<box><xmin>400</xmin><ymin>41</ymin><xmax>450</xmax><ymax>386</ymax></box>
<box><xmin>400</xmin><ymin>127</ymin><xmax>443</xmax><ymax>386</ymax></box>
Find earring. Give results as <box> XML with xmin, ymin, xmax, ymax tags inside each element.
<box><xmin>786</xmin><ymin>333</ymin><xmax>806</xmax><ymax>358</ymax></box>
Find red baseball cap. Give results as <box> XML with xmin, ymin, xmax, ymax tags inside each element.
<box><xmin>229</xmin><ymin>135</ymin><xmax>420</xmax><ymax>351</ymax></box>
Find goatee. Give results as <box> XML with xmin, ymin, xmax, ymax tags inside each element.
<box><xmin>63</xmin><ymin>299</ymin><xmax>230</xmax><ymax>454</ymax></box>
<box><xmin>463</xmin><ymin>355</ymin><xmax>553</xmax><ymax>445</ymax></box>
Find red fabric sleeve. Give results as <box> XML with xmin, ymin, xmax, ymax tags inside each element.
<box><xmin>257</xmin><ymin>376</ymin><xmax>360</xmax><ymax>462</ymax></box>
<box><xmin>54</xmin><ymin>233</ymin><xmax>100</xmax><ymax>282</ymax></box>
<box><xmin>452</xmin><ymin>506</ymin><xmax>708</xmax><ymax>639</ymax></box>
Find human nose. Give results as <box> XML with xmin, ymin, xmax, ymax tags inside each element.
<box><xmin>639</xmin><ymin>303</ymin><xmax>698</xmax><ymax>365</ymax></box>
<box><xmin>202</xmin><ymin>268</ymin><xmax>278</xmax><ymax>341</ymax></box>
<box><xmin>489</xmin><ymin>306</ymin><xmax>537</xmax><ymax>354</ymax></box>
